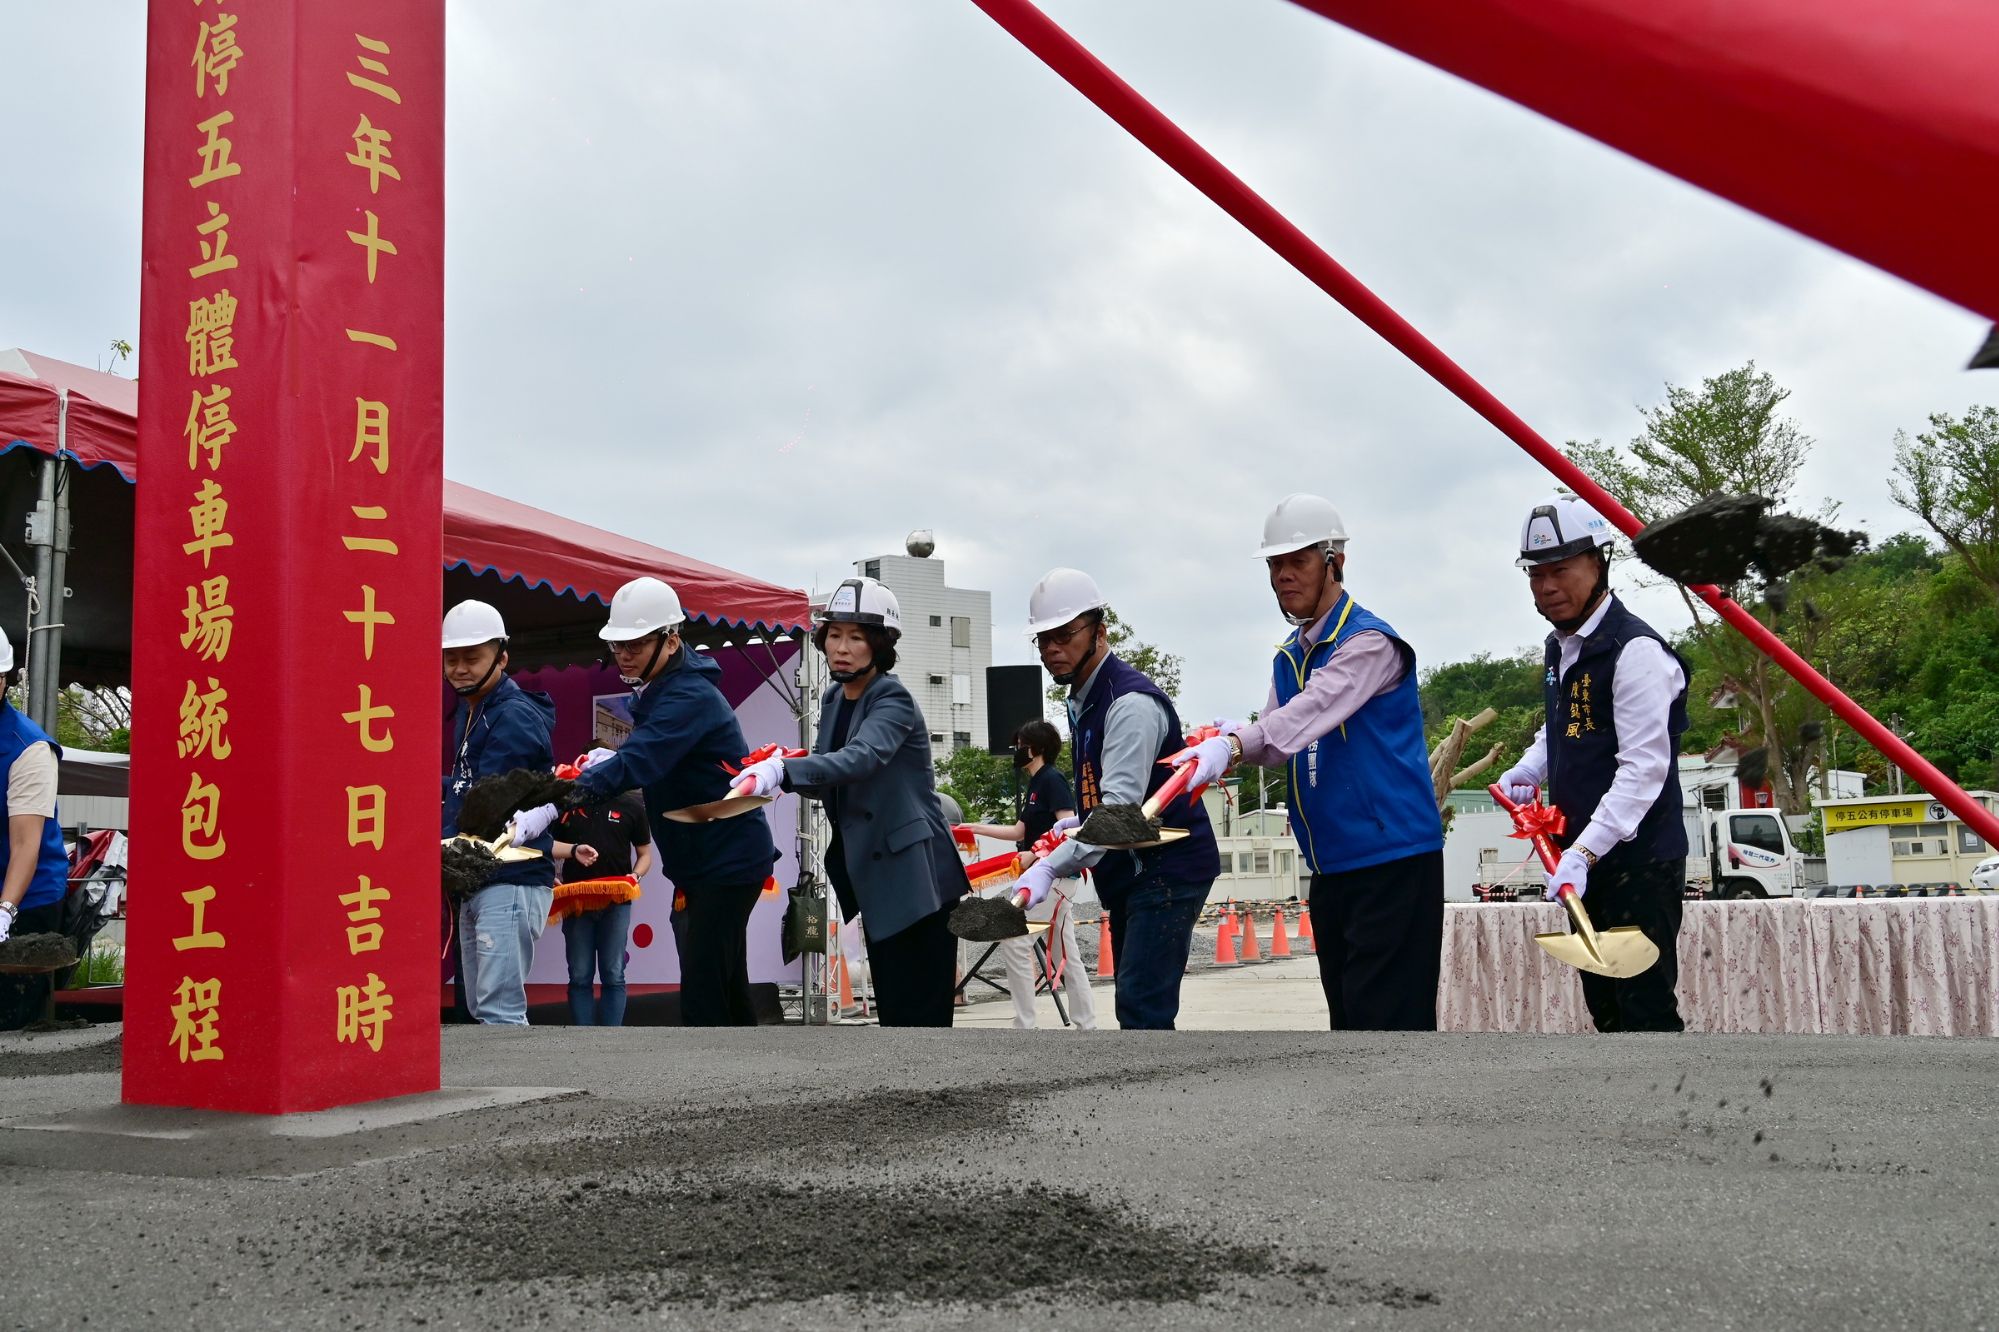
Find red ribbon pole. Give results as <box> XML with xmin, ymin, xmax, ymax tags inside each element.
<box><xmin>967</xmin><ymin>0</ymin><xmax>1999</xmax><ymax>846</ymax></box>
<box><xmin>1488</xmin><ymin>783</ymin><xmax>1566</xmax><ymax>875</ymax></box>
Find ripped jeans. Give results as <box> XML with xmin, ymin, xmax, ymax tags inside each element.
<box><xmin>459</xmin><ymin>881</ymin><xmax>554</xmax><ymax>1026</ymax></box>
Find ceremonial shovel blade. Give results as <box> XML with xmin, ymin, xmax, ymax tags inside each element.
<box><xmin>662</xmin><ymin>792</ymin><xmax>774</xmax><ymax>824</ymax></box>
<box><xmin>1534</xmin><ymin>885</ymin><xmax>1660</xmax><ymax>979</ymax></box>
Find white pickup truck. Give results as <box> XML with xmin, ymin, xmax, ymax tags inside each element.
<box><xmin>1686</xmin><ymin>806</ymin><xmax>1807</xmax><ymax>898</ymax></box>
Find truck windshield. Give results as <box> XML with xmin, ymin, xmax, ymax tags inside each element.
<box><xmin>1731</xmin><ymin>814</ymin><xmax>1785</xmax><ymax>854</ymax></box>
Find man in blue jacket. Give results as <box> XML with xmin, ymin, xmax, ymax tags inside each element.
<box><xmin>1167</xmin><ymin>495</ymin><xmax>1446</xmax><ymax>1031</ymax></box>
<box><xmin>442</xmin><ymin>600</ymin><xmax>558</xmax><ymax>1026</ymax></box>
<box><xmin>555</xmin><ymin>577</ymin><xmax>779</xmax><ymax>1026</ymax></box>
<box><xmin>0</xmin><ymin>629</ymin><xmax>76</xmax><ymax>1030</ymax></box>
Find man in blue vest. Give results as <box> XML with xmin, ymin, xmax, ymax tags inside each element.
<box><xmin>1496</xmin><ymin>494</ymin><xmax>1689</xmax><ymax>1033</ymax></box>
<box><xmin>1012</xmin><ymin>568</ymin><xmax>1221</xmax><ymax>1030</ymax></box>
<box><xmin>0</xmin><ymin>629</ymin><xmax>78</xmax><ymax>1030</ymax></box>
<box><xmin>1168</xmin><ymin>495</ymin><xmax>1445</xmax><ymax>1030</ymax></box>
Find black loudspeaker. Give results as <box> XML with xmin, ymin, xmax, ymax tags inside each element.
<box><xmin>986</xmin><ymin>664</ymin><xmax>1044</xmax><ymax>756</ymax></box>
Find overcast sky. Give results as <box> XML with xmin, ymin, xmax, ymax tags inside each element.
<box><xmin>5</xmin><ymin>2</ymin><xmax>1988</xmax><ymax>725</ymax></box>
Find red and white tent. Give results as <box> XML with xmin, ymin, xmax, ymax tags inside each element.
<box><xmin>0</xmin><ymin>348</ymin><xmax>809</xmax><ymax>682</ymax></box>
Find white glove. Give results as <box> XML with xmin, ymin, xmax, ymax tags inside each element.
<box><xmin>1165</xmin><ymin>734</ymin><xmax>1234</xmax><ymax>788</ymax></box>
<box><xmin>1014</xmin><ymin>860</ymin><xmax>1058</xmax><ymax>910</ymax></box>
<box><xmin>1545</xmin><ymin>849</ymin><xmax>1589</xmax><ymax>902</ymax></box>
<box><xmin>1050</xmin><ymin>815</ymin><xmax>1081</xmax><ymax>835</ymax></box>
<box><xmin>509</xmin><ymin>802</ymin><xmax>558</xmax><ymax>846</ymax></box>
<box><xmin>1210</xmin><ymin>718</ymin><xmax>1248</xmax><ymax>737</ymax></box>
<box><xmin>0</xmin><ymin>904</ymin><xmax>14</xmax><ymax>944</ymax></box>
<box><xmin>582</xmin><ymin>747</ymin><xmax>618</xmax><ymax>769</ymax></box>
<box><xmin>735</xmin><ymin>755</ymin><xmax>786</xmax><ymax>799</ymax></box>
<box><xmin>1496</xmin><ymin>767</ymin><xmax>1539</xmax><ymax>808</ymax></box>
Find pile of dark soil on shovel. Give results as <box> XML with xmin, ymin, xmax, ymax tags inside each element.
<box><xmin>1076</xmin><ymin>803</ymin><xmax>1157</xmax><ymax>847</ymax></box>
<box><xmin>0</xmin><ymin>933</ymin><xmax>78</xmax><ymax>971</ymax></box>
<box><xmin>948</xmin><ymin>894</ymin><xmax>1028</xmax><ymax>942</ymax></box>
<box><xmin>453</xmin><ymin>768</ymin><xmax>574</xmax><ymax>840</ymax></box>
<box><xmin>1633</xmin><ymin>494</ymin><xmax>1866</xmax><ymax>590</ymax></box>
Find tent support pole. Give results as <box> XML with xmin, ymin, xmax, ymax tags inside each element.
<box><xmin>25</xmin><ymin>396</ymin><xmax>66</xmax><ymax>734</ymax></box>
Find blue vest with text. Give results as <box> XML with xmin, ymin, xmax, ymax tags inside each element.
<box><xmin>1542</xmin><ymin>596</ymin><xmax>1690</xmax><ymax>870</ymax></box>
<box><xmin>1272</xmin><ymin>595</ymin><xmax>1443</xmax><ymax>876</ymax></box>
<box><xmin>0</xmin><ymin>705</ymin><xmax>69</xmax><ymax>911</ymax></box>
<box><xmin>1070</xmin><ymin>654</ymin><xmax>1220</xmax><ymax>895</ymax></box>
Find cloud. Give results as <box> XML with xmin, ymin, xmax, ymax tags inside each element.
<box><xmin>3</xmin><ymin>0</ymin><xmax>1985</xmax><ymax>731</ymax></box>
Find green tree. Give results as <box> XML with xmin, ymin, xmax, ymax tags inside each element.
<box><xmin>1419</xmin><ymin>650</ymin><xmax>1544</xmax><ymax>767</ymax></box>
<box><xmin>1566</xmin><ymin>363</ymin><xmax>1830</xmax><ymax>814</ymax></box>
<box><xmin>936</xmin><ymin>744</ymin><xmax>1017</xmax><ymax>824</ymax></box>
<box><xmin>1045</xmin><ymin>607</ymin><xmax>1182</xmax><ymax>706</ymax></box>
<box><xmin>1891</xmin><ymin>405</ymin><xmax>1999</xmax><ymax>607</ymax></box>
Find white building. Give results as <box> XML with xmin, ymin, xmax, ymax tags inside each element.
<box><xmin>818</xmin><ymin>535</ymin><xmax>993</xmax><ymax>759</ymax></box>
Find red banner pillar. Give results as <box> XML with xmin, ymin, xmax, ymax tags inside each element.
<box><xmin>125</xmin><ymin>0</ymin><xmax>444</xmax><ymax>1113</ymax></box>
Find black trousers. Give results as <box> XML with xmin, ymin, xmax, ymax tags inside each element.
<box><xmin>1309</xmin><ymin>850</ymin><xmax>1445</xmax><ymax>1031</ymax></box>
<box><xmin>672</xmin><ymin>879</ymin><xmax>766</xmax><ymax>1027</ymax></box>
<box><xmin>1576</xmin><ymin>857</ymin><xmax>1685</xmax><ymax>1033</ymax></box>
<box><xmin>0</xmin><ymin>899</ymin><xmax>68</xmax><ymax>1031</ymax></box>
<box><xmin>866</xmin><ymin>903</ymin><xmax>957</xmax><ymax>1028</ymax></box>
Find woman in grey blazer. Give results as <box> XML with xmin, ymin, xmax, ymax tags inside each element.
<box><xmin>734</xmin><ymin>577</ymin><xmax>969</xmax><ymax>1026</ymax></box>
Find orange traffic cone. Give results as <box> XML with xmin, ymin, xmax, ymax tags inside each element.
<box><xmin>1297</xmin><ymin>907</ymin><xmax>1317</xmax><ymax>953</ymax></box>
<box><xmin>834</xmin><ymin>952</ymin><xmax>855</xmax><ymax>1014</ymax></box>
<box><xmin>1238</xmin><ymin>907</ymin><xmax>1261</xmax><ymax>961</ymax></box>
<box><xmin>1213</xmin><ymin>909</ymin><xmax>1240</xmax><ymax>966</ymax></box>
<box><xmin>1270</xmin><ymin>907</ymin><xmax>1293</xmax><ymax>958</ymax></box>
<box><xmin>1097</xmin><ymin>914</ymin><xmax>1115</xmax><ymax>979</ymax></box>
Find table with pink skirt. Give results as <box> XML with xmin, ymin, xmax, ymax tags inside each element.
<box><xmin>1437</xmin><ymin>896</ymin><xmax>1999</xmax><ymax>1036</ymax></box>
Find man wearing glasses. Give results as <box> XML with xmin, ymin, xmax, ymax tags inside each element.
<box><xmin>550</xmin><ymin>576</ymin><xmax>780</xmax><ymax>1025</ymax></box>
<box><xmin>1011</xmin><ymin>568</ymin><xmax>1220</xmax><ymax>1029</ymax></box>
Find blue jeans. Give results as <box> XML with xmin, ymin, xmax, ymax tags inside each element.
<box><xmin>1096</xmin><ymin>869</ymin><xmax>1211</xmax><ymax>1030</ymax></box>
<box><xmin>563</xmin><ymin>901</ymin><xmax>631</xmax><ymax>1026</ymax></box>
<box><xmin>459</xmin><ymin>880</ymin><xmax>553</xmax><ymax>1026</ymax></box>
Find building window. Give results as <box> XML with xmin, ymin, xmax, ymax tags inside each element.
<box><xmin>1238</xmin><ymin>852</ymin><xmax>1254</xmax><ymax>874</ymax></box>
<box><xmin>1254</xmin><ymin>849</ymin><xmax>1272</xmax><ymax>874</ymax></box>
<box><xmin>929</xmin><ymin>615</ymin><xmax>942</xmax><ymax>628</ymax></box>
<box><xmin>1276</xmin><ymin>850</ymin><xmax>1292</xmax><ymax>875</ymax></box>
<box><xmin>1959</xmin><ymin>827</ymin><xmax>1987</xmax><ymax>855</ymax></box>
<box><xmin>952</xmin><ymin>731</ymin><xmax>972</xmax><ymax>749</ymax></box>
<box><xmin>863</xmin><ymin>560</ymin><xmax>881</xmax><ymax>580</ymax></box>
<box><xmin>952</xmin><ymin>674</ymin><xmax>971</xmax><ymax>706</ymax></box>
<box><xmin>930</xmin><ymin>733</ymin><xmax>945</xmax><ymax>744</ymax></box>
<box><xmin>951</xmin><ymin>615</ymin><xmax>971</xmax><ymax>648</ymax></box>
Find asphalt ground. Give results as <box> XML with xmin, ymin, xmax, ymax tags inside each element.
<box><xmin>4</xmin><ymin>1019</ymin><xmax>1996</xmax><ymax>1331</ymax></box>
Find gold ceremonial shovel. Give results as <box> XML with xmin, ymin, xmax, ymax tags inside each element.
<box><xmin>440</xmin><ymin>830</ymin><xmax>545</xmax><ymax>863</ymax></box>
<box><xmin>663</xmin><ymin>744</ymin><xmax>804</xmax><ymax>824</ymax></box>
<box><xmin>1488</xmin><ymin>783</ymin><xmax>1659</xmax><ymax>980</ymax></box>
<box><xmin>1534</xmin><ymin>884</ymin><xmax>1659</xmax><ymax>979</ymax></box>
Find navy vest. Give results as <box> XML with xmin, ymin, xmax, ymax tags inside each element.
<box><xmin>1543</xmin><ymin>596</ymin><xmax>1690</xmax><ymax>869</ymax></box>
<box><xmin>1069</xmin><ymin>654</ymin><xmax>1220</xmax><ymax>894</ymax></box>
<box><xmin>1272</xmin><ymin>595</ymin><xmax>1444</xmax><ymax>875</ymax></box>
<box><xmin>0</xmin><ymin>705</ymin><xmax>69</xmax><ymax>911</ymax></box>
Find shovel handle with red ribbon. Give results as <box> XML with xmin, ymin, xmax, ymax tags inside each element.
<box><xmin>720</xmin><ymin>743</ymin><xmax>808</xmax><ymax>799</ymax></box>
<box><xmin>1487</xmin><ymin>782</ymin><xmax>1566</xmax><ymax>877</ymax></box>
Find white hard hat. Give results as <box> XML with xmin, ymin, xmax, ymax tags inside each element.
<box><xmin>441</xmin><ymin>600</ymin><xmax>507</xmax><ymax>649</ymax></box>
<box><xmin>1026</xmin><ymin>567</ymin><xmax>1107</xmax><ymax>635</ymax></box>
<box><xmin>1257</xmin><ymin>493</ymin><xmax>1348</xmax><ymax>559</ymax></box>
<box><xmin>1517</xmin><ymin>494</ymin><xmax>1615</xmax><ymax>568</ymax></box>
<box><xmin>816</xmin><ymin>576</ymin><xmax>902</xmax><ymax>637</ymax></box>
<box><xmin>600</xmin><ymin>577</ymin><xmax>686</xmax><ymax>641</ymax></box>
<box><xmin>0</xmin><ymin>627</ymin><xmax>12</xmax><ymax>675</ymax></box>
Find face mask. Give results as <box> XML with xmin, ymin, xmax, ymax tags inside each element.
<box><xmin>1012</xmin><ymin>746</ymin><xmax>1032</xmax><ymax>769</ymax></box>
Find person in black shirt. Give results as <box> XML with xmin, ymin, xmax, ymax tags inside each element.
<box><xmin>552</xmin><ymin>790</ymin><xmax>652</xmax><ymax>1025</ymax></box>
<box><xmin>957</xmin><ymin>720</ymin><xmax>1098</xmax><ymax>1029</ymax></box>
